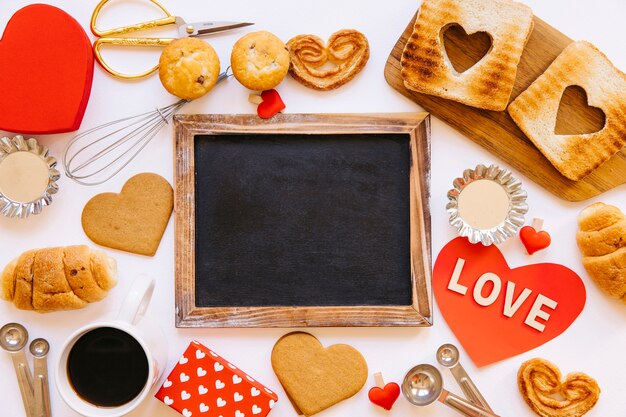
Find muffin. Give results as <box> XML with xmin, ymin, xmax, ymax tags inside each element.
<box><xmin>159</xmin><ymin>38</ymin><xmax>220</xmax><ymax>100</ymax></box>
<box><xmin>230</xmin><ymin>31</ymin><xmax>290</xmax><ymax>91</ymax></box>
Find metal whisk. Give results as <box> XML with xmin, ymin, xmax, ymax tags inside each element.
<box><xmin>63</xmin><ymin>71</ymin><xmax>229</xmax><ymax>186</ymax></box>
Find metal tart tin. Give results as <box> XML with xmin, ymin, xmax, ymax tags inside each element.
<box><xmin>446</xmin><ymin>164</ymin><xmax>528</xmax><ymax>245</ymax></box>
<box><xmin>0</xmin><ymin>135</ymin><xmax>60</xmax><ymax>219</ymax></box>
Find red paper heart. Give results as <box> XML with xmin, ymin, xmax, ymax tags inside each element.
<box><xmin>434</xmin><ymin>237</ymin><xmax>585</xmax><ymax>367</ymax></box>
<box><xmin>257</xmin><ymin>89</ymin><xmax>285</xmax><ymax>119</ymax></box>
<box><xmin>368</xmin><ymin>383</ymin><xmax>400</xmax><ymax>410</ymax></box>
<box><xmin>0</xmin><ymin>5</ymin><xmax>94</xmax><ymax>134</ymax></box>
<box><xmin>520</xmin><ymin>226</ymin><xmax>552</xmax><ymax>255</ymax></box>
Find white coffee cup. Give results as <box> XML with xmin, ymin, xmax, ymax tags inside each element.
<box><xmin>55</xmin><ymin>275</ymin><xmax>167</xmax><ymax>417</ymax></box>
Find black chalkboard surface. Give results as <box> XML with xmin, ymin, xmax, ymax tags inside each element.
<box><xmin>194</xmin><ymin>133</ymin><xmax>411</xmax><ymax>307</ymax></box>
<box><xmin>174</xmin><ymin>113</ymin><xmax>432</xmax><ymax>327</ymax></box>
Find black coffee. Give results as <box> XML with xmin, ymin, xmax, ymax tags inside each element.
<box><xmin>67</xmin><ymin>327</ymin><xmax>149</xmax><ymax>407</ymax></box>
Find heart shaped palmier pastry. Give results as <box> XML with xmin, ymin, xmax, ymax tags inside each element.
<box><xmin>287</xmin><ymin>29</ymin><xmax>369</xmax><ymax>90</ymax></box>
<box><xmin>518</xmin><ymin>358</ymin><xmax>601</xmax><ymax>417</ymax></box>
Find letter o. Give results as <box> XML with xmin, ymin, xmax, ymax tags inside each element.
<box><xmin>473</xmin><ymin>273</ymin><xmax>502</xmax><ymax>306</ymax></box>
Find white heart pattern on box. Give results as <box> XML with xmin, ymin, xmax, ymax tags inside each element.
<box><xmin>156</xmin><ymin>343</ymin><xmax>279</xmax><ymax>417</ymax></box>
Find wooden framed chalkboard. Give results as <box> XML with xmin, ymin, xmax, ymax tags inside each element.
<box><xmin>174</xmin><ymin>113</ymin><xmax>432</xmax><ymax>327</ymax></box>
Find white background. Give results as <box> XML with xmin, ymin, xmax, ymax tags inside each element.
<box><xmin>1</xmin><ymin>1</ymin><xmax>625</xmax><ymax>416</ymax></box>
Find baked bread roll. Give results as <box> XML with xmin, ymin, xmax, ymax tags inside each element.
<box><xmin>576</xmin><ymin>202</ymin><xmax>626</xmax><ymax>303</ymax></box>
<box><xmin>159</xmin><ymin>37</ymin><xmax>221</xmax><ymax>100</ymax></box>
<box><xmin>1</xmin><ymin>245</ymin><xmax>117</xmax><ymax>312</ymax></box>
<box><xmin>401</xmin><ymin>0</ymin><xmax>533</xmax><ymax>111</ymax></box>
<box><xmin>231</xmin><ymin>31</ymin><xmax>290</xmax><ymax>91</ymax></box>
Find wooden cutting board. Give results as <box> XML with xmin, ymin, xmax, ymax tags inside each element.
<box><xmin>385</xmin><ymin>12</ymin><xmax>626</xmax><ymax>202</ymax></box>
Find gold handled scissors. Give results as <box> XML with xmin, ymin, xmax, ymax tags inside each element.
<box><xmin>91</xmin><ymin>0</ymin><xmax>253</xmax><ymax>79</ymax></box>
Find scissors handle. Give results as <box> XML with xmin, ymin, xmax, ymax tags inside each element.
<box><xmin>91</xmin><ymin>0</ymin><xmax>175</xmax><ymax>37</ymax></box>
<box><xmin>93</xmin><ymin>37</ymin><xmax>172</xmax><ymax>79</ymax></box>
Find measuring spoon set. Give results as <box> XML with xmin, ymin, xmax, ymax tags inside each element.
<box><xmin>402</xmin><ymin>343</ymin><xmax>498</xmax><ymax>417</ymax></box>
<box><xmin>1</xmin><ymin>323</ymin><xmax>51</xmax><ymax>417</ymax></box>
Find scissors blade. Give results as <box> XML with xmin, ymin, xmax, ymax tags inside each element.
<box><xmin>181</xmin><ymin>21</ymin><xmax>254</xmax><ymax>37</ymax></box>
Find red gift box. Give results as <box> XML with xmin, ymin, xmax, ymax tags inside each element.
<box><xmin>156</xmin><ymin>341</ymin><xmax>278</xmax><ymax>417</ymax></box>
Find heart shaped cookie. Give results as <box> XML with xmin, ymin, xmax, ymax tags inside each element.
<box><xmin>287</xmin><ymin>29</ymin><xmax>369</xmax><ymax>91</ymax></box>
<box><xmin>82</xmin><ymin>173</ymin><xmax>173</xmax><ymax>256</ymax></box>
<box><xmin>518</xmin><ymin>358</ymin><xmax>600</xmax><ymax>417</ymax></box>
<box><xmin>271</xmin><ymin>332</ymin><xmax>367</xmax><ymax>416</ymax></box>
<box><xmin>0</xmin><ymin>4</ymin><xmax>93</xmax><ymax>133</ymax></box>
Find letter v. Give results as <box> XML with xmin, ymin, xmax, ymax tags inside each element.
<box><xmin>503</xmin><ymin>281</ymin><xmax>532</xmax><ymax>318</ymax></box>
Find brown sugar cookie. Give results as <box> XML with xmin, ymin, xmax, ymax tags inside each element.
<box><xmin>271</xmin><ymin>332</ymin><xmax>367</xmax><ymax>416</ymax></box>
<box><xmin>518</xmin><ymin>358</ymin><xmax>600</xmax><ymax>417</ymax></box>
<box><xmin>81</xmin><ymin>173</ymin><xmax>173</xmax><ymax>256</ymax></box>
<box><xmin>159</xmin><ymin>37</ymin><xmax>220</xmax><ymax>100</ymax></box>
<box><xmin>230</xmin><ymin>31</ymin><xmax>290</xmax><ymax>91</ymax></box>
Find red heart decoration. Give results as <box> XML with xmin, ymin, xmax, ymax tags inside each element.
<box><xmin>434</xmin><ymin>237</ymin><xmax>586</xmax><ymax>367</ymax></box>
<box><xmin>368</xmin><ymin>382</ymin><xmax>400</xmax><ymax>410</ymax></box>
<box><xmin>520</xmin><ymin>226</ymin><xmax>552</xmax><ymax>255</ymax></box>
<box><xmin>0</xmin><ymin>5</ymin><xmax>94</xmax><ymax>134</ymax></box>
<box><xmin>257</xmin><ymin>89</ymin><xmax>286</xmax><ymax>119</ymax></box>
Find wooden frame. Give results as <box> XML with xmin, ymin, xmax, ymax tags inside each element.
<box><xmin>174</xmin><ymin>113</ymin><xmax>432</xmax><ymax>327</ymax></box>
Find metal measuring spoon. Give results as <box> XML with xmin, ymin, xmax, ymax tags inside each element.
<box><xmin>1</xmin><ymin>323</ymin><xmax>35</xmax><ymax>417</ymax></box>
<box><xmin>30</xmin><ymin>338</ymin><xmax>51</xmax><ymax>417</ymax></box>
<box><xmin>402</xmin><ymin>364</ymin><xmax>500</xmax><ymax>417</ymax></box>
<box><xmin>437</xmin><ymin>344</ymin><xmax>493</xmax><ymax>412</ymax></box>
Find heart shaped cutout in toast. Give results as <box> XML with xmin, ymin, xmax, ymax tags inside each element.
<box><xmin>81</xmin><ymin>173</ymin><xmax>173</xmax><ymax>256</ymax></box>
<box><xmin>441</xmin><ymin>24</ymin><xmax>493</xmax><ymax>73</ymax></box>
<box><xmin>518</xmin><ymin>358</ymin><xmax>600</xmax><ymax>417</ymax></box>
<box><xmin>271</xmin><ymin>332</ymin><xmax>367</xmax><ymax>416</ymax></box>
<box><xmin>287</xmin><ymin>29</ymin><xmax>369</xmax><ymax>90</ymax></box>
<box><xmin>554</xmin><ymin>85</ymin><xmax>606</xmax><ymax>135</ymax></box>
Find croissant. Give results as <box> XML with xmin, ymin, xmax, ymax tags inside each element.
<box><xmin>576</xmin><ymin>202</ymin><xmax>626</xmax><ymax>303</ymax></box>
<box><xmin>1</xmin><ymin>245</ymin><xmax>117</xmax><ymax>313</ymax></box>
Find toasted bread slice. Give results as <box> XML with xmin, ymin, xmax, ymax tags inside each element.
<box><xmin>508</xmin><ymin>41</ymin><xmax>626</xmax><ymax>181</ymax></box>
<box><xmin>401</xmin><ymin>0</ymin><xmax>533</xmax><ymax>111</ymax></box>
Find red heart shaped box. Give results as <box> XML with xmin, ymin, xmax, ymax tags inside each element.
<box><xmin>0</xmin><ymin>4</ymin><xmax>93</xmax><ymax>134</ymax></box>
<box><xmin>434</xmin><ymin>237</ymin><xmax>586</xmax><ymax>367</ymax></box>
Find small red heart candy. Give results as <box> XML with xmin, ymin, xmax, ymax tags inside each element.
<box><xmin>520</xmin><ymin>226</ymin><xmax>551</xmax><ymax>255</ymax></box>
<box><xmin>368</xmin><ymin>382</ymin><xmax>400</xmax><ymax>410</ymax></box>
<box><xmin>257</xmin><ymin>89</ymin><xmax>285</xmax><ymax>119</ymax></box>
